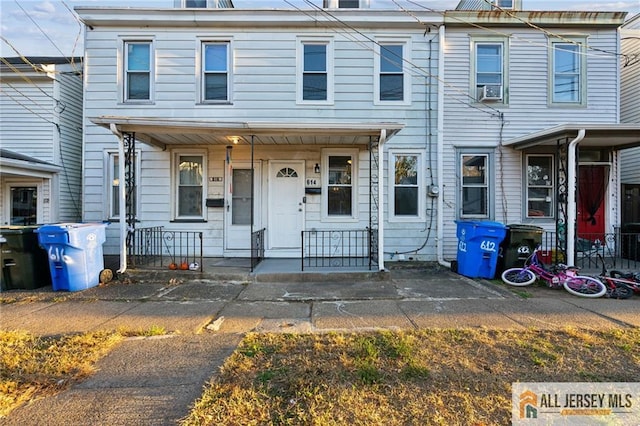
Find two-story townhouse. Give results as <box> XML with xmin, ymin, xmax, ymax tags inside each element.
<box><xmin>620</xmin><ymin>14</ymin><xmax>640</xmax><ymax>228</ymax></box>
<box><xmin>0</xmin><ymin>57</ymin><xmax>83</xmax><ymax>226</ymax></box>
<box><xmin>77</xmin><ymin>1</ymin><xmax>443</xmax><ymax>272</ymax></box>
<box><xmin>440</xmin><ymin>0</ymin><xmax>640</xmax><ymax>269</ymax></box>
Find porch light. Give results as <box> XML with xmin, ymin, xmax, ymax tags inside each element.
<box><xmin>231</xmin><ymin>137</ymin><xmax>239</xmax><ymax>144</ymax></box>
<box><xmin>314</xmin><ymin>163</ymin><xmax>320</xmax><ymax>173</ymax></box>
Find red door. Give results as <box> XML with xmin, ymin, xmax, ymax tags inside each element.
<box><xmin>577</xmin><ymin>165</ymin><xmax>607</xmax><ymax>242</ymax></box>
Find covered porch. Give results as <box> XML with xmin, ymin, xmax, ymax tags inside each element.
<box><xmin>505</xmin><ymin>124</ymin><xmax>640</xmax><ymax>272</ymax></box>
<box><xmin>91</xmin><ymin>117</ymin><xmax>404</xmax><ymax>274</ymax></box>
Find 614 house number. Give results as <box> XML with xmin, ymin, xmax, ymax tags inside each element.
<box><xmin>306</xmin><ymin>178</ymin><xmax>318</xmax><ymax>186</ymax></box>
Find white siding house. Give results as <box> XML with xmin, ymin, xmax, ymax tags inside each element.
<box><xmin>77</xmin><ymin>2</ymin><xmax>443</xmax><ymax>271</ymax></box>
<box><xmin>0</xmin><ymin>57</ymin><xmax>83</xmax><ymax>226</ymax></box>
<box><xmin>441</xmin><ymin>5</ymin><xmax>640</xmax><ymax>266</ymax></box>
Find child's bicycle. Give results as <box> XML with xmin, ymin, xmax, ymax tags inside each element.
<box><xmin>593</xmin><ymin>254</ymin><xmax>635</xmax><ymax>299</ymax></box>
<box><xmin>608</xmin><ymin>268</ymin><xmax>640</xmax><ymax>295</ymax></box>
<box><xmin>501</xmin><ymin>247</ymin><xmax>607</xmax><ymax>298</ymax></box>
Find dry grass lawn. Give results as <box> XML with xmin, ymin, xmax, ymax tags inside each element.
<box><xmin>183</xmin><ymin>327</ymin><xmax>640</xmax><ymax>425</ymax></box>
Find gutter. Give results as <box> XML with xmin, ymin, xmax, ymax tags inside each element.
<box><xmin>378</xmin><ymin>129</ymin><xmax>386</xmax><ymax>272</ymax></box>
<box><xmin>109</xmin><ymin>123</ymin><xmax>128</xmax><ymax>274</ymax></box>
<box><xmin>566</xmin><ymin>129</ymin><xmax>586</xmax><ymax>266</ymax></box>
<box><xmin>436</xmin><ymin>25</ymin><xmax>450</xmax><ymax>269</ymax></box>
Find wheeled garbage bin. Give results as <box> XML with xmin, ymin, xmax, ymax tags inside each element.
<box><xmin>0</xmin><ymin>226</ymin><xmax>52</xmax><ymax>291</ymax></box>
<box><xmin>498</xmin><ymin>224</ymin><xmax>543</xmax><ymax>271</ymax></box>
<box><xmin>455</xmin><ymin>220</ymin><xmax>507</xmax><ymax>279</ymax></box>
<box><xmin>36</xmin><ymin>223</ymin><xmax>107</xmax><ymax>292</ymax></box>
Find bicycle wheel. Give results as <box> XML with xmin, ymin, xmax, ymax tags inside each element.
<box><xmin>608</xmin><ymin>284</ymin><xmax>634</xmax><ymax>300</ymax></box>
<box><xmin>501</xmin><ymin>268</ymin><xmax>536</xmax><ymax>286</ymax></box>
<box><xmin>563</xmin><ymin>276</ymin><xmax>607</xmax><ymax>298</ymax></box>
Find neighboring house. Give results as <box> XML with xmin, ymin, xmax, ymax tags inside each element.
<box><xmin>620</xmin><ymin>14</ymin><xmax>640</xmax><ymax>225</ymax></box>
<box><xmin>77</xmin><ymin>0</ymin><xmax>443</xmax><ymax>271</ymax></box>
<box><xmin>440</xmin><ymin>0</ymin><xmax>640</xmax><ymax>266</ymax></box>
<box><xmin>0</xmin><ymin>57</ymin><xmax>83</xmax><ymax>226</ymax></box>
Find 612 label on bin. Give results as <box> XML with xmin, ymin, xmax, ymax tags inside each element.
<box><xmin>480</xmin><ymin>240</ymin><xmax>497</xmax><ymax>252</ymax></box>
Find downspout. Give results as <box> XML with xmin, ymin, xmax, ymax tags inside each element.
<box><xmin>110</xmin><ymin>123</ymin><xmax>128</xmax><ymax>273</ymax></box>
<box><xmin>378</xmin><ymin>129</ymin><xmax>386</xmax><ymax>271</ymax></box>
<box><xmin>436</xmin><ymin>25</ymin><xmax>450</xmax><ymax>269</ymax></box>
<box><xmin>566</xmin><ymin>128</ymin><xmax>586</xmax><ymax>266</ymax></box>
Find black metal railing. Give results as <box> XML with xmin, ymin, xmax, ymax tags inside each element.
<box><xmin>301</xmin><ymin>228</ymin><xmax>378</xmax><ymax>271</ymax></box>
<box><xmin>129</xmin><ymin>226</ymin><xmax>203</xmax><ymax>271</ymax></box>
<box><xmin>251</xmin><ymin>228</ymin><xmax>266</xmax><ymax>271</ymax></box>
<box><xmin>541</xmin><ymin>229</ymin><xmax>640</xmax><ymax>271</ymax></box>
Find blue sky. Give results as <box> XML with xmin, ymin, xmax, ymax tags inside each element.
<box><xmin>1</xmin><ymin>0</ymin><xmax>638</xmax><ymax>57</ymax></box>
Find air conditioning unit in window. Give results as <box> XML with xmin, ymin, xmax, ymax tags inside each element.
<box><xmin>479</xmin><ymin>84</ymin><xmax>503</xmax><ymax>102</ymax></box>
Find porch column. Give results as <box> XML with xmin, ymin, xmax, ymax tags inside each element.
<box><xmin>566</xmin><ymin>129</ymin><xmax>586</xmax><ymax>265</ymax></box>
<box><xmin>111</xmin><ymin>124</ymin><xmax>128</xmax><ymax>273</ymax></box>
<box><xmin>378</xmin><ymin>129</ymin><xmax>386</xmax><ymax>271</ymax></box>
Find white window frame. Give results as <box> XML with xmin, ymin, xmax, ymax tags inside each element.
<box><xmin>120</xmin><ymin>38</ymin><xmax>154</xmax><ymax>104</ymax></box>
<box><xmin>105</xmin><ymin>151</ymin><xmax>140</xmax><ymax>221</ymax></box>
<box><xmin>172</xmin><ymin>151</ymin><xmax>207</xmax><ymax>220</ymax></box>
<box><xmin>374</xmin><ymin>38</ymin><xmax>411</xmax><ymax>105</ymax></box>
<box><xmin>197</xmin><ymin>39</ymin><xmax>232</xmax><ymax>104</ymax></box>
<box><xmin>389</xmin><ymin>150</ymin><xmax>424</xmax><ymax>222</ymax></box>
<box><xmin>297</xmin><ymin>37</ymin><xmax>334</xmax><ymax>105</ymax></box>
<box><xmin>549</xmin><ymin>37</ymin><xmax>586</xmax><ymax>106</ymax></box>
<box><xmin>3</xmin><ymin>179</ymin><xmax>44</xmax><ymax>226</ymax></box>
<box><xmin>458</xmin><ymin>151</ymin><xmax>494</xmax><ymax>219</ymax></box>
<box><xmin>322</xmin><ymin>148</ymin><xmax>358</xmax><ymax>221</ymax></box>
<box><xmin>471</xmin><ymin>36</ymin><xmax>508</xmax><ymax>103</ymax></box>
<box><xmin>525</xmin><ymin>154</ymin><xmax>555</xmax><ymax>219</ymax></box>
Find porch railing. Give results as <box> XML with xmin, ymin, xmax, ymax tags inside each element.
<box><xmin>301</xmin><ymin>228</ymin><xmax>378</xmax><ymax>271</ymax></box>
<box><xmin>251</xmin><ymin>228</ymin><xmax>266</xmax><ymax>271</ymax></box>
<box><xmin>129</xmin><ymin>226</ymin><xmax>204</xmax><ymax>271</ymax></box>
<box><xmin>541</xmin><ymin>229</ymin><xmax>640</xmax><ymax>272</ymax></box>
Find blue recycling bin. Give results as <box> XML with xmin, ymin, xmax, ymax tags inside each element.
<box><xmin>36</xmin><ymin>223</ymin><xmax>107</xmax><ymax>292</ymax></box>
<box><xmin>455</xmin><ymin>220</ymin><xmax>507</xmax><ymax>279</ymax></box>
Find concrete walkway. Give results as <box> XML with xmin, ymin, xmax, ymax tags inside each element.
<box><xmin>1</xmin><ymin>266</ymin><xmax>638</xmax><ymax>425</ymax></box>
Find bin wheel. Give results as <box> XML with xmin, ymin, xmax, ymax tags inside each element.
<box><xmin>99</xmin><ymin>269</ymin><xmax>114</xmax><ymax>284</ymax></box>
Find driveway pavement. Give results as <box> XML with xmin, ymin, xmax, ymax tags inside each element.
<box><xmin>1</xmin><ymin>266</ymin><xmax>637</xmax><ymax>425</ymax></box>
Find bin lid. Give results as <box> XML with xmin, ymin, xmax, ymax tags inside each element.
<box><xmin>0</xmin><ymin>225</ymin><xmax>40</xmax><ymax>234</ymax></box>
<box><xmin>35</xmin><ymin>223</ymin><xmax>107</xmax><ymax>233</ymax></box>
<box><xmin>455</xmin><ymin>220</ymin><xmax>506</xmax><ymax>228</ymax></box>
<box><xmin>506</xmin><ymin>224</ymin><xmax>544</xmax><ymax>232</ymax></box>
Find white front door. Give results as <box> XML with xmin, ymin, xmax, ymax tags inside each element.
<box><xmin>268</xmin><ymin>161</ymin><xmax>304</xmax><ymax>250</ymax></box>
<box><xmin>225</xmin><ymin>162</ymin><xmax>261</xmax><ymax>251</ymax></box>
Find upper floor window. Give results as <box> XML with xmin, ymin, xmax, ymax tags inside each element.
<box><xmin>526</xmin><ymin>155</ymin><xmax>554</xmax><ymax>218</ymax></box>
<box><xmin>124</xmin><ymin>41</ymin><xmax>152</xmax><ymax>101</ymax></box>
<box><xmin>551</xmin><ymin>40</ymin><xmax>584</xmax><ymax>104</ymax></box>
<box><xmin>202</xmin><ymin>42</ymin><xmax>230</xmax><ymax>102</ymax></box>
<box><xmin>460</xmin><ymin>153</ymin><xmax>491</xmax><ymax>218</ymax></box>
<box><xmin>298</xmin><ymin>39</ymin><xmax>333</xmax><ymax>104</ymax></box>
<box><xmin>323</xmin><ymin>0</ymin><xmax>370</xmax><ymax>7</ymax></box>
<box><xmin>176</xmin><ymin>0</ymin><xmax>232</xmax><ymax>7</ymax></box>
<box><xmin>390</xmin><ymin>151</ymin><xmax>424</xmax><ymax>220</ymax></box>
<box><xmin>474</xmin><ymin>41</ymin><xmax>504</xmax><ymax>102</ymax></box>
<box><xmin>375</xmin><ymin>40</ymin><xmax>410</xmax><ymax>104</ymax></box>
<box><xmin>493</xmin><ymin>0</ymin><xmax>513</xmax><ymax>8</ymax></box>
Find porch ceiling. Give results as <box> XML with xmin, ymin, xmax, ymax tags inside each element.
<box><xmin>504</xmin><ymin>124</ymin><xmax>640</xmax><ymax>150</ymax></box>
<box><xmin>90</xmin><ymin>116</ymin><xmax>404</xmax><ymax>148</ymax></box>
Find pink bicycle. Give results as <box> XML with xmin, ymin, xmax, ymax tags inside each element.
<box><xmin>501</xmin><ymin>247</ymin><xmax>607</xmax><ymax>298</ymax></box>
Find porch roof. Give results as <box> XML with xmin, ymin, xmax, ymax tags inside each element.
<box><xmin>504</xmin><ymin>124</ymin><xmax>640</xmax><ymax>150</ymax></box>
<box><xmin>0</xmin><ymin>148</ymin><xmax>60</xmax><ymax>177</ymax></box>
<box><xmin>90</xmin><ymin>116</ymin><xmax>404</xmax><ymax>149</ymax></box>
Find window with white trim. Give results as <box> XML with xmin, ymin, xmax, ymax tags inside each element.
<box><xmin>298</xmin><ymin>39</ymin><xmax>333</xmax><ymax>103</ymax></box>
<box><xmin>526</xmin><ymin>155</ymin><xmax>554</xmax><ymax>218</ymax></box>
<box><xmin>550</xmin><ymin>39</ymin><xmax>585</xmax><ymax>104</ymax></box>
<box><xmin>323</xmin><ymin>150</ymin><xmax>357</xmax><ymax>218</ymax></box>
<box><xmin>390</xmin><ymin>152</ymin><xmax>423</xmax><ymax>219</ymax></box>
<box><xmin>124</xmin><ymin>41</ymin><xmax>152</xmax><ymax>101</ymax></box>
<box><xmin>460</xmin><ymin>153</ymin><xmax>491</xmax><ymax>218</ymax></box>
<box><xmin>473</xmin><ymin>39</ymin><xmax>506</xmax><ymax>102</ymax></box>
<box><xmin>376</xmin><ymin>42</ymin><xmax>408</xmax><ymax>103</ymax></box>
<box><xmin>201</xmin><ymin>41</ymin><xmax>230</xmax><ymax>102</ymax></box>
<box><xmin>174</xmin><ymin>153</ymin><xmax>206</xmax><ymax>219</ymax></box>
<box><xmin>107</xmin><ymin>152</ymin><xmax>139</xmax><ymax>220</ymax></box>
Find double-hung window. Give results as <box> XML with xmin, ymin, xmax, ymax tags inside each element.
<box><xmin>298</xmin><ymin>39</ymin><xmax>333</xmax><ymax>103</ymax></box>
<box><xmin>107</xmin><ymin>152</ymin><xmax>138</xmax><ymax>220</ymax></box>
<box><xmin>474</xmin><ymin>40</ymin><xmax>505</xmax><ymax>102</ymax></box>
<box><xmin>550</xmin><ymin>38</ymin><xmax>585</xmax><ymax>105</ymax></box>
<box><xmin>124</xmin><ymin>41</ymin><xmax>152</xmax><ymax>102</ymax></box>
<box><xmin>175</xmin><ymin>153</ymin><xmax>206</xmax><ymax>219</ymax></box>
<box><xmin>324</xmin><ymin>150</ymin><xmax>357</xmax><ymax>219</ymax></box>
<box><xmin>201</xmin><ymin>41</ymin><xmax>230</xmax><ymax>102</ymax></box>
<box><xmin>376</xmin><ymin>40</ymin><xmax>409</xmax><ymax>103</ymax></box>
<box><xmin>390</xmin><ymin>151</ymin><xmax>423</xmax><ymax>219</ymax></box>
<box><xmin>460</xmin><ymin>153</ymin><xmax>491</xmax><ymax>218</ymax></box>
<box><xmin>526</xmin><ymin>155</ymin><xmax>554</xmax><ymax>218</ymax></box>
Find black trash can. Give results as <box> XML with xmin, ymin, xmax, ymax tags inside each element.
<box><xmin>621</xmin><ymin>223</ymin><xmax>640</xmax><ymax>262</ymax></box>
<box><xmin>499</xmin><ymin>224</ymin><xmax>543</xmax><ymax>270</ymax></box>
<box><xmin>0</xmin><ymin>226</ymin><xmax>52</xmax><ymax>291</ymax></box>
